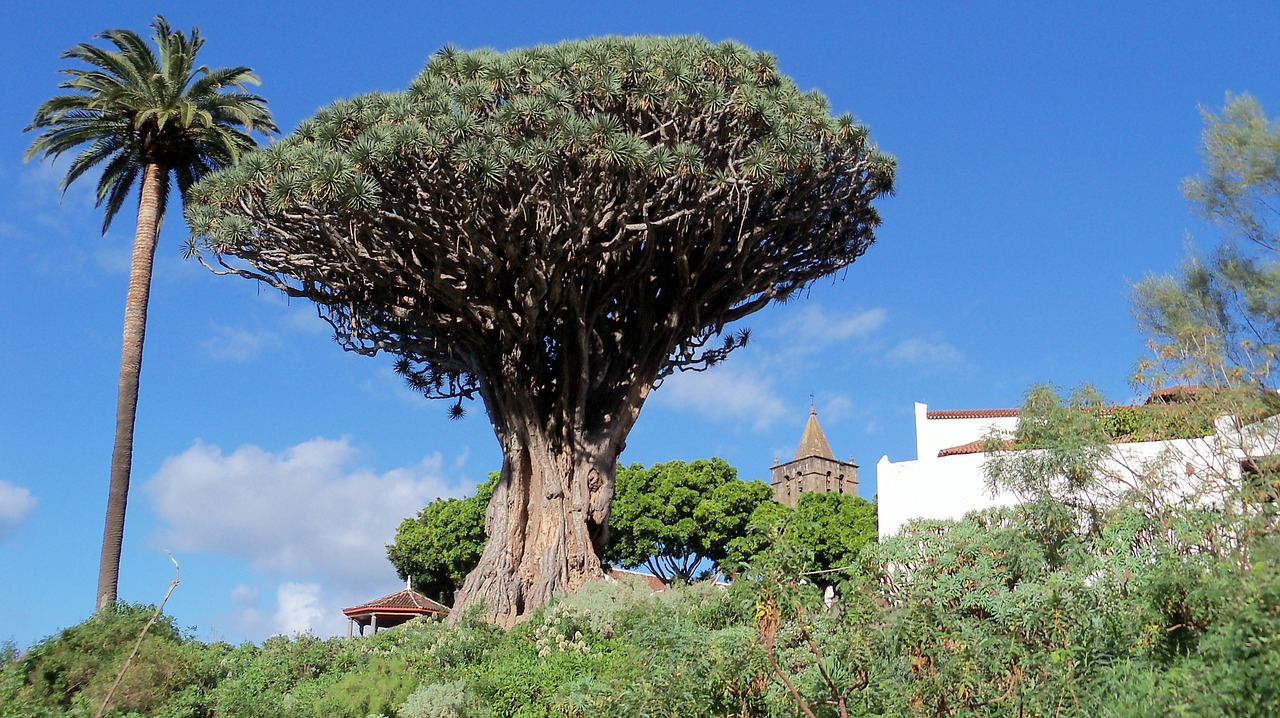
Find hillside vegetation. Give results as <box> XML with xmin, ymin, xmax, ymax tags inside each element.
<box><xmin>5</xmin><ymin>389</ymin><xmax>1278</xmax><ymax>718</ymax></box>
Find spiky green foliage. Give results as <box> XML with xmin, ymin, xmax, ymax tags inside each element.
<box><xmin>186</xmin><ymin>36</ymin><xmax>894</xmax><ymax>419</ymax></box>
<box><xmin>25</xmin><ymin>16</ymin><xmax>277</xmax><ymax>232</ymax></box>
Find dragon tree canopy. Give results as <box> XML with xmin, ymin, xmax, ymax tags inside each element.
<box><xmin>186</xmin><ymin>35</ymin><xmax>894</xmax><ymax>622</ymax></box>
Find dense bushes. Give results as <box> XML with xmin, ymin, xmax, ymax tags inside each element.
<box><xmin>4</xmin><ymin>515</ymin><xmax>1277</xmax><ymax>717</ymax></box>
<box><xmin>0</xmin><ymin>603</ymin><xmax>200</xmax><ymax>717</ymax></box>
<box><xmin>6</xmin><ymin>389</ymin><xmax>1279</xmax><ymax>716</ymax></box>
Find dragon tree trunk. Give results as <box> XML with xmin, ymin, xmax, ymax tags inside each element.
<box><xmin>453</xmin><ymin>382</ymin><xmax>649</xmax><ymax>625</ymax></box>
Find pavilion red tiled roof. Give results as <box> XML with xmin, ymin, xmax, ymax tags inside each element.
<box><xmin>342</xmin><ymin>588</ymin><xmax>448</xmax><ymax>618</ymax></box>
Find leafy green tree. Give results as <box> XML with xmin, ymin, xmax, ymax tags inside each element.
<box><xmin>387</xmin><ymin>473</ymin><xmax>498</xmax><ymax>604</ymax></box>
<box><xmin>186</xmin><ymin>36</ymin><xmax>894</xmax><ymax>620</ymax></box>
<box><xmin>1134</xmin><ymin>94</ymin><xmax>1280</xmax><ymax>388</ymax></box>
<box><xmin>786</xmin><ymin>492</ymin><xmax>877</xmax><ymax>573</ymax></box>
<box><xmin>722</xmin><ymin>499</ymin><xmax>792</xmax><ymax>572</ymax></box>
<box><xmin>725</xmin><ymin>491</ymin><xmax>876</xmax><ymax>575</ymax></box>
<box><xmin>24</xmin><ymin>17</ymin><xmax>276</xmax><ymax>611</ymax></box>
<box><xmin>606</xmin><ymin>458</ymin><xmax>771</xmax><ymax>584</ymax></box>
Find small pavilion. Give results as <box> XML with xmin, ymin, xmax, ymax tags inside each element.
<box><xmin>342</xmin><ymin>580</ymin><xmax>449</xmax><ymax>637</ymax></box>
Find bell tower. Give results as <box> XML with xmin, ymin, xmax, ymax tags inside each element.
<box><xmin>770</xmin><ymin>406</ymin><xmax>858</xmax><ymax>507</ymax></box>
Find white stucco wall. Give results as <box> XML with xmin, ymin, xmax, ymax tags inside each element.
<box><xmin>913</xmin><ymin>402</ymin><xmax>1018</xmax><ymax>462</ymax></box>
<box><xmin>879</xmin><ymin>403</ymin><xmax>1021</xmax><ymax>537</ymax></box>
<box><xmin>878</xmin><ymin>405</ymin><xmax>1279</xmax><ymax>539</ymax></box>
<box><xmin>877</xmin><ymin>452</ymin><xmax>1016</xmax><ymax>537</ymax></box>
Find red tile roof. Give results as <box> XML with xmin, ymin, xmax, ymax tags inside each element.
<box><xmin>606</xmin><ymin>567</ymin><xmax>669</xmax><ymax>592</ymax></box>
<box><xmin>929</xmin><ymin>387</ymin><xmax>1206</xmax><ymax>420</ymax></box>
<box><xmin>937</xmin><ymin>438</ymin><xmax>1013</xmax><ymax>457</ymax></box>
<box><xmin>342</xmin><ymin>588</ymin><xmax>448</xmax><ymax>617</ymax></box>
<box><xmin>926</xmin><ymin>408</ymin><xmax>1021</xmax><ymax>420</ymax></box>
<box><xmin>928</xmin><ymin>386</ymin><xmax>1224</xmax><ymax>457</ymax></box>
<box><xmin>1145</xmin><ymin>385</ymin><xmax>1201</xmax><ymax>404</ymax></box>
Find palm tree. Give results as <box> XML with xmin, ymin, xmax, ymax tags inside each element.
<box><xmin>25</xmin><ymin>16</ymin><xmax>277</xmax><ymax>612</ymax></box>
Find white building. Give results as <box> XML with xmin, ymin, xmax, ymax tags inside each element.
<box><xmin>876</xmin><ymin>393</ymin><xmax>1280</xmax><ymax>538</ymax></box>
<box><xmin>876</xmin><ymin>403</ymin><xmax>1020</xmax><ymax>538</ymax></box>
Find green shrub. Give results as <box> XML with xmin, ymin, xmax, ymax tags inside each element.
<box><xmin>203</xmin><ymin>634</ymin><xmax>357</xmax><ymax>718</ymax></box>
<box><xmin>467</xmin><ymin>628</ymin><xmax>617</xmax><ymax>718</ymax></box>
<box><xmin>423</xmin><ymin>609</ymin><xmax>504</xmax><ymax>671</ymax></box>
<box><xmin>4</xmin><ymin>464</ymin><xmax>1277</xmax><ymax>718</ymax></box>
<box><xmin>0</xmin><ymin>603</ymin><xmax>199</xmax><ymax>717</ymax></box>
<box><xmin>553</xmin><ymin>577</ymin><xmax>656</xmax><ymax>638</ymax></box>
<box><xmin>1187</xmin><ymin>546</ymin><xmax>1280</xmax><ymax>717</ymax></box>
<box><xmin>308</xmin><ymin>657</ymin><xmax>421</xmax><ymax>718</ymax></box>
<box><xmin>399</xmin><ymin>679</ymin><xmax>489</xmax><ymax>718</ymax></box>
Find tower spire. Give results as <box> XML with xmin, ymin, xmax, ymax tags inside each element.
<box><xmin>795</xmin><ymin>406</ymin><xmax>835</xmax><ymax>461</ymax></box>
<box><xmin>770</xmin><ymin>403</ymin><xmax>859</xmax><ymax>507</ymax></box>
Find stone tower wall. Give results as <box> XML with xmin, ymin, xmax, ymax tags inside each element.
<box><xmin>770</xmin><ymin>456</ymin><xmax>859</xmax><ymax>508</ymax></box>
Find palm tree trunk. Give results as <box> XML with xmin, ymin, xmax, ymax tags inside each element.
<box><xmin>97</xmin><ymin>163</ymin><xmax>164</xmax><ymax>613</ymax></box>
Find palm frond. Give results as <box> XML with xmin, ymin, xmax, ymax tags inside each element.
<box><xmin>25</xmin><ymin>14</ymin><xmax>277</xmax><ymax>235</ymax></box>
<box><xmin>96</xmin><ymin>154</ymin><xmax>140</xmax><ymax>233</ymax></box>
<box><xmin>61</xmin><ymin>134</ymin><xmax>126</xmax><ymax>189</ymax></box>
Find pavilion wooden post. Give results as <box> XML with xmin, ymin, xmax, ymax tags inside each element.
<box><xmin>370</xmin><ymin>614</ymin><xmax>378</xmax><ymax>634</ymax></box>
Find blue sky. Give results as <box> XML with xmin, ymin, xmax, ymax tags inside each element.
<box><xmin>2</xmin><ymin>1</ymin><xmax>1278</xmax><ymax>647</ymax></box>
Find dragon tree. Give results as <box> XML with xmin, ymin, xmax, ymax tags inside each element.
<box><xmin>186</xmin><ymin>36</ymin><xmax>894</xmax><ymax>622</ymax></box>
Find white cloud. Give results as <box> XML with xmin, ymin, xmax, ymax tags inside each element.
<box><xmin>221</xmin><ymin>584</ymin><xmax>269</xmax><ymax>638</ymax></box>
<box><xmin>819</xmin><ymin>394</ymin><xmax>855</xmax><ymax>423</ymax></box>
<box><xmin>273</xmin><ymin>582</ymin><xmax>338</xmax><ymax>636</ymax></box>
<box><xmin>885</xmin><ymin>337</ymin><xmax>965</xmax><ymax>367</ymax></box>
<box><xmin>230</xmin><ymin>584</ymin><xmax>260</xmax><ymax>603</ymax></box>
<box><xmin>19</xmin><ymin>161</ymin><xmax>80</xmax><ymax>208</ymax></box>
<box><xmin>17</xmin><ymin>162</ymin><xmax>101</xmax><ymax>235</ymax></box>
<box><xmin>0</xmin><ymin>481</ymin><xmax>37</xmax><ymax>539</ymax></box>
<box><xmin>143</xmin><ymin>437</ymin><xmax>464</xmax><ymax>588</ymax></box>
<box><xmin>453</xmin><ymin>446</ymin><xmax>471</xmax><ymax>469</ymax></box>
<box><xmin>220</xmin><ymin>581</ymin><xmax>351</xmax><ymax>639</ymax></box>
<box><xmin>93</xmin><ymin>244</ymin><xmax>134</xmax><ymax>275</ymax></box>
<box><xmin>772</xmin><ymin>305</ymin><xmax>887</xmax><ymax>353</ymax></box>
<box><xmin>656</xmin><ymin>363</ymin><xmax>787</xmax><ymax>431</ymax></box>
<box><xmin>203</xmin><ymin>325</ymin><xmax>281</xmax><ymax>361</ymax></box>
